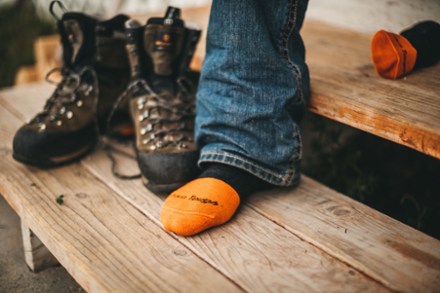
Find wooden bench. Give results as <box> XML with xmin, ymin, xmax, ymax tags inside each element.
<box><xmin>2</xmin><ymin>1</ymin><xmax>440</xmax><ymax>292</ymax></box>
<box><xmin>304</xmin><ymin>22</ymin><xmax>440</xmax><ymax>159</ymax></box>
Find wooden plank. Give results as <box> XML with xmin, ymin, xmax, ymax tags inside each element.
<box><xmin>21</xmin><ymin>221</ymin><xmax>59</xmax><ymax>272</ymax></box>
<box><xmin>0</xmin><ymin>97</ymin><xmax>242</xmax><ymax>292</ymax></box>
<box><xmin>6</xmin><ymin>83</ymin><xmax>437</xmax><ymax>292</ymax></box>
<box><xmin>84</xmin><ymin>139</ymin><xmax>440</xmax><ymax>293</ymax></box>
<box><xmin>148</xmin><ymin>15</ymin><xmax>440</xmax><ymax>159</ymax></box>
<box><xmin>307</xmin><ymin>0</ymin><xmax>440</xmax><ymax>34</ymax></box>
<box><xmin>1</xmin><ymin>83</ymin><xmax>391</xmax><ymax>292</ymax></box>
<box><xmin>0</xmin><ymin>155</ymin><xmax>241</xmax><ymax>292</ymax></box>
<box><xmin>81</xmin><ymin>150</ymin><xmax>390</xmax><ymax>293</ymax></box>
<box><xmin>248</xmin><ymin>177</ymin><xmax>440</xmax><ymax>293</ymax></box>
<box><xmin>302</xmin><ymin>21</ymin><xmax>440</xmax><ymax>159</ymax></box>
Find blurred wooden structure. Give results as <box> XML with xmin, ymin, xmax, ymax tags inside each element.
<box><xmin>15</xmin><ymin>35</ymin><xmax>60</xmax><ymax>85</ymax></box>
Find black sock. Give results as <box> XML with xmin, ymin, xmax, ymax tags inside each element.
<box><xmin>401</xmin><ymin>20</ymin><xmax>440</xmax><ymax>69</ymax></box>
<box><xmin>199</xmin><ymin>163</ymin><xmax>275</xmax><ymax>198</ymax></box>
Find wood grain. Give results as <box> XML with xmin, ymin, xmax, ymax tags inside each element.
<box><xmin>0</xmin><ymin>96</ymin><xmax>241</xmax><ymax>292</ymax></box>
<box><xmin>248</xmin><ymin>177</ymin><xmax>440</xmax><ymax>293</ymax></box>
<box><xmin>83</xmin><ymin>139</ymin><xmax>440</xmax><ymax>293</ymax></box>
<box><xmin>302</xmin><ymin>21</ymin><xmax>440</xmax><ymax>159</ymax></box>
<box><xmin>0</xmin><ymin>155</ymin><xmax>241</xmax><ymax>292</ymax></box>
<box><xmin>0</xmin><ymin>83</ymin><xmax>391</xmax><ymax>292</ymax></box>
<box><xmin>81</xmin><ymin>150</ymin><xmax>390</xmax><ymax>293</ymax></box>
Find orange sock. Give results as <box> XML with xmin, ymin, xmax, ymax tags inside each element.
<box><xmin>371</xmin><ymin>30</ymin><xmax>417</xmax><ymax>79</ymax></box>
<box><xmin>160</xmin><ymin>177</ymin><xmax>240</xmax><ymax>236</ymax></box>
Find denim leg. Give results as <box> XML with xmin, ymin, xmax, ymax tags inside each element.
<box><xmin>195</xmin><ymin>0</ymin><xmax>310</xmax><ymax>186</ymax></box>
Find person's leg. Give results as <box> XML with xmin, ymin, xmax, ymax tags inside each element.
<box><xmin>160</xmin><ymin>0</ymin><xmax>310</xmax><ymax>236</ymax></box>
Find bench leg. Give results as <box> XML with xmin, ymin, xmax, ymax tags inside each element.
<box><xmin>21</xmin><ymin>220</ymin><xmax>59</xmax><ymax>272</ymax></box>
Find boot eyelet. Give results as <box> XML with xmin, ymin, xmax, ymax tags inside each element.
<box><xmin>38</xmin><ymin>123</ymin><xmax>46</xmax><ymax>132</ymax></box>
<box><xmin>138</xmin><ymin>114</ymin><xmax>144</xmax><ymax>122</ymax></box>
<box><xmin>140</xmin><ymin>127</ymin><xmax>147</xmax><ymax>135</ymax></box>
<box><xmin>60</xmin><ymin>107</ymin><xmax>66</xmax><ymax>114</ymax></box>
<box><xmin>84</xmin><ymin>86</ymin><xmax>92</xmax><ymax>96</ymax></box>
<box><xmin>79</xmin><ymin>84</ymin><xmax>92</xmax><ymax>96</ymax></box>
<box><xmin>56</xmin><ymin>120</ymin><xmax>63</xmax><ymax>126</ymax></box>
<box><xmin>66</xmin><ymin>111</ymin><xmax>73</xmax><ymax>119</ymax></box>
<box><xmin>76</xmin><ymin>100</ymin><xmax>83</xmax><ymax>107</ymax></box>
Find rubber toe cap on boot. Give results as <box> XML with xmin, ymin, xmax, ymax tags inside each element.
<box><xmin>137</xmin><ymin>149</ymin><xmax>200</xmax><ymax>194</ymax></box>
<box><xmin>12</xmin><ymin>124</ymin><xmax>96</xmax><ymax>167</ymax></box>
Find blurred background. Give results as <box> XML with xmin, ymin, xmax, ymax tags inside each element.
<box><xmin>0</xmin><ymin>0</ymin><xmax>210</xmax><ymax>88</ymax></box>
<box><xmin>0</xmin><ymin>0</ymin><xmax>439</xmax><ymax>291</ymax></box>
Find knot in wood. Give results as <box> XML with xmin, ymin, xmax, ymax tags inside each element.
<box><xmin>173</xmin><ymin>249</ymin><xmax>188</xmax><ymax>257</ymax></box>
<box><xmin>327</xmin><ymin>205</ymin><xmax>352</xmax><ymax>217</ymax></box>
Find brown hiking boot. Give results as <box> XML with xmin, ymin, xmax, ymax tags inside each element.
<box><xmin>13</xmin><ymin>2</ymin><xmax>130</xmax><ymax>167</ymax></box>
<box><xmin>119</xmin><ymin>7</ymin><xmax>201</xmax><ymax>193</ymax></box>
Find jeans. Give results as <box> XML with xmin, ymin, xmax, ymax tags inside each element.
<box><xmin>196</xmin><ymin>0</ymin><xmax>310</xmax><ymax>186</ymax></box>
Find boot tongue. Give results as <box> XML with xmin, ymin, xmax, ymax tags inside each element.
<box><xmin>144</xmin><ymin>7</ymin><xmax>185</xmax><ymax>77</ymax></box>
<box><xmin>59</xmin><ymin>12</ymin><xmax>96</xmax><ymax>67</ymax></box>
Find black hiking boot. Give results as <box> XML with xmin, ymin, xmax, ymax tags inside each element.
<box><xmin>118</xmin><ymin>7</ymin><xmax>201</xmax><ymax>193</ymax></box>
<box><xmin>13</xmin><ymin>2</ymin><xmax>130</xmax><ymax>167</ymax></box>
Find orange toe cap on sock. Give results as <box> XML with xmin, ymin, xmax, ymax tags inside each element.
<box><xmin>160</xmin><ymin>177</ymin><xmax>240</xmax><ymax>236</ymax></box>
<box><xmin>371</xmin><ymin>30</ymin><xmax>417</xmax><ymax>79</ymax></box>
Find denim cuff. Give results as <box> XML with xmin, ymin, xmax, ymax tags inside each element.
<box><xmin>198</xmin><ymin>149</ymin><xmax>301</xmax><ymax>187</ymax></box>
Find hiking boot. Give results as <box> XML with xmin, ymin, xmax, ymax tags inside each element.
<box><xmin>121</xmin><ymin>7</ymin><xmax>201</xmax><ymax>193</ymax></box>
<box><xmin>13</xmin><ymin>2</ymin><xmax>130</xmax><ymax>167</ymax></box>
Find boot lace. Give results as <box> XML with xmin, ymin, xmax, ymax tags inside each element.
<box><xmin>43</xmin><ymin>1</ymin><xmax>140</xmax><ymax>180</ymax></box>
<box><xmin>103</xmin><ymin>76</ymin><xmax>195</xmax><ymax>180</ymax></box>
<box><xmin>108</xmin><ymin>77</ymin><xmax>195</xmax><ymax>150</ymax></box>
<box><xmin>31</xmin><ymin>66</ymin><xmax>97</xmax><ymax>128</ymax></box>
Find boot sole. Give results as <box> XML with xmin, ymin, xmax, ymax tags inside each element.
<box><xmin>12</xmin><ymin>144</ymin><xmax>95</xmax><ymax>168</ymax></box>
<box><xmin>141</xmin><ymin>175</ymin><xmax>185</xmax><ymax>195</ymax></box>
